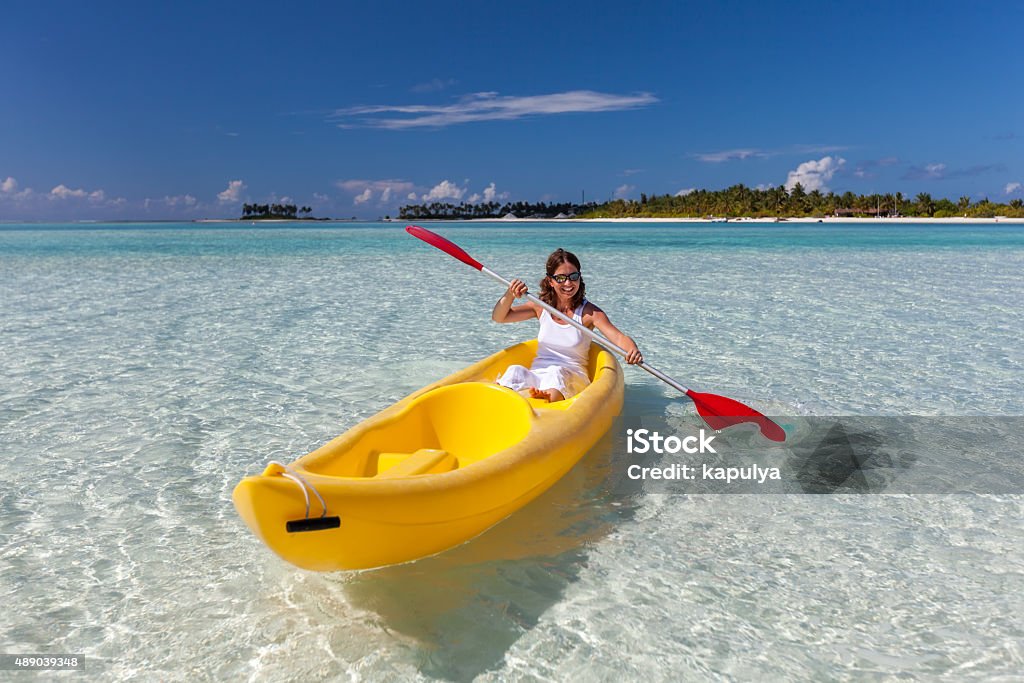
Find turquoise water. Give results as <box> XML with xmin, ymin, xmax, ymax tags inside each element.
<box><xmin>2</xmin><ymin>222</ymin><xmax>1022</xmax><ymax>680</ymax></box>
<box><xmin>5</xmin><ymin>221</ymin><xmax>1024</xmax><ymax>255</ymax></box>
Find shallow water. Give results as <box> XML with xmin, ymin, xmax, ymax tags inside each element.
<box><xmin>1</xmin><ymin>222</ymin><xmax>1022</xmax><ymax>680</ymax></box>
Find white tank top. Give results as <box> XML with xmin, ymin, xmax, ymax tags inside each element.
<box><xmin>533</xmin><ymin>299</ymin><xmax>590</xmax><ymax>371</ymax></box>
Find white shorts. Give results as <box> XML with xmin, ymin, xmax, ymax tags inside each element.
<box><xmin>496</xmin><ymin>363</ymin><xmax>590</xmax><ymax>399</ymax></box>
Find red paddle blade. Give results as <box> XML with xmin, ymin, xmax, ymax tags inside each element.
<box><xmin>686</xmin><ymin>390</ymin><xmax>786</xmax><ymax>442</ymax></box>
<box><xmin>406</xmin><ymin>225</ymin><xmax>484</xmax><ymax>271</ymax></box>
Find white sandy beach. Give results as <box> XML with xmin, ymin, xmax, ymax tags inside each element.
<box><xmin>381</xmin><ymin>216</ymin><xmax>1024</xmax><ymax>225</ymax></box>
<box><xmin>192</xmin><ymin>215</ymin><xmax>1024</xmax><ymax>225</ymax></box>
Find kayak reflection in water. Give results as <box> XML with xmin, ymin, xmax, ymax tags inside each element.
<box><xmin>491</xmin><ymin>247</ymin><xmax>643</xmax><ymax>402</ymax></box>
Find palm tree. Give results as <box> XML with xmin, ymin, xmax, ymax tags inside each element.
<box><xmin>789</xmin><ymin>183</ymin><xmax>806</xmax><ymax>214</ymax></box>
<box><xmin>881</xmin><ymin>193</ymin><xmax>894</xmax><ymax>216</ymax></box>
<box><xmin>916</xmin><ymin>192</ymin><xmax>934</xmax><ymax>217</ymax></box>
<box><xmin>808</xmin><ymin>189</ymin><xmax>824</xmax><ymax>214</ymax></box>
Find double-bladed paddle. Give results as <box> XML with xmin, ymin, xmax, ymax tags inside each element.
<box><xmin>406</xmin><ymin>224</ymin><xmax>786</xmax><ymax>442</ymax></box>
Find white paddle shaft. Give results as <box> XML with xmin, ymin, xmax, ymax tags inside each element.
<box><xmin>480</xmin><ymin>266</ymin><xmax>692</xmax><ymax>395</ymax></box>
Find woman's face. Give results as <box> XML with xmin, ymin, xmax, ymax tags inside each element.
<box><xmin>549</xmin><ymin>261</ymin><xmax>582</xmax><ymax>300</ymax></box>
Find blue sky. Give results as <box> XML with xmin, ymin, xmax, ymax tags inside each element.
<box><xmin>2</xmin><ymin>1</ymin><xmax>1022</xmax><ymax>220</ymax></box>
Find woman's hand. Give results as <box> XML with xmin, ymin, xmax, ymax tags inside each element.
<box><xmin>623</xmin><ymin>339</ymin><xmax>643</xmax><ymax>365</ymax></box>
<box><xmin>506</xmin><ymin>278</ymin><xmax>528</xmax><ymax>300</ymax></box>
<box><xmin>492</xmin><ymin>278</ymin><xmax>537</xmax><ymax>323</ymax></box>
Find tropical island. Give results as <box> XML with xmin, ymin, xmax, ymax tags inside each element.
<box><xmin>400</xmin><ymin>201</ymin><xmax>588</xmax><ymax>221</ymax></box>
<box><xmin>241</xmin><ymin>203</ymin><xmax>323</xmax><ymax>220</ymax></box>
<box><xmin>399</xmin><ymin>185</ymin><xmax>1024</xmax><ymax>220</ymax></box>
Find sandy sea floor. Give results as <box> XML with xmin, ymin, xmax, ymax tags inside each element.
<box><xmin>1</xmin><ymin>222</ymin><xmax>1021</xmax><ymax>680</ymax></box>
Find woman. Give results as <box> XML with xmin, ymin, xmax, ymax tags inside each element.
<box><xmin>492</xmin><ymin>247</ymin><xmax>642</xmax><ymax>402</ymax></box>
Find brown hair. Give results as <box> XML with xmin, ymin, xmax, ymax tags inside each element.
<box><xmin>539</xmin><ymin>248</ymin><xmax>586</xmax><ymax>310</ymax></box>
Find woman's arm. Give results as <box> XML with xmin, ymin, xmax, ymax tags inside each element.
<box><xmin>588</xmin><ymin>306</ymin><xmax>643</xmax><ymax>364</ymax></box>
<box><xmin>492</xmin><ymin>278</ymin><xmax>538</xmax><ymax>323</ymax></box>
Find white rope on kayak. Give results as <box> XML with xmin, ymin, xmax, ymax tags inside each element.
<box><xmin>269</xmin><ymin>461</ymin><xmax>328</xmax><ymax>519</ymax></box>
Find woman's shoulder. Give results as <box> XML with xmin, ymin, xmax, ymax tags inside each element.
<box><xmin>581</xmin><ymin>299</ymin><xmax>604</xmax><ymax>315</ymax></box>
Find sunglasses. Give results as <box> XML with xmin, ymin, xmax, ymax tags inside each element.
<box><xmin>549</xmin><ymin>272</ymin><xmax>581</xmax><ymax>283</ymax></box>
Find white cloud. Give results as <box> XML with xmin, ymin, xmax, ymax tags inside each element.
<box><xmin>48</xmin><ymin>183</ymin><xmax>109</xmax><ymax>201</ymax></box>
<box><xmin>614</xmin><ymin>184</ymin><xmax>635</xmax><ymax>199</ymax></box>
<box><xmin>421</xmin><ymin>180</ymin><xmax>466</xmax><ymax>201</ymax></box>
<box><xmin>43</xmin><ymin>183</ymin><xmax>125</xmax><ymax>209</ymax></box>
<box><xmin>676</xmin><ymin>187</ymin><xmax>696</xmax><ymax>196</ymax></box>
<box><xmin>2</xmin><ymin>176</ymin><xmax>126</xmax><ymax>214</ymax></box>
<box><xmin>337</xmin><ymin>179</ymin><xmax>418</xmax><ymax>206</ymax></box>
<box><xmin>904</xmin><ymin>162</ymin><xmax>1001</xmax><ymax>181</ymax></box>
<box><xmin>483</xmin><ymin>182</ymin><xmax>503</xmax><ymax>202</ymax></box>
<box><xmin>337</xmin><ymin>179</ymin><xmax>415</xmax><ymax>196</ymax></box>
<box><xmin>1005</xmin><ymin>182</ymin><xmax>1022</xmax><ymax>195</ymax></box>
<box><xmin>407</xmin><ymin>192</ymin><xmax>418</xmax><ymax>201</ymax></box>
<box><xmin>695</xmin><ymin>144</ymin><xmax>850</xmax><ymax>163</ymax></box>
<box><xmin>332</xmin><ymin>90</ymin><xmax>658</xmax><ymax>129</ymax></box>
<box><xmin>50</xmin><ymin>184</ymin><xmax>88</xmax><ymax>200</ymax></box>
<box><xmin>784</xmin><ymin>156</ymin><xmax>846</xmax><ymax>192</ymax></box>
<box><xmin>0</xmin><ymin>177</ymin><xmax>33</xmax><ymax>202</ymax></box>
<box><xmin>217</xmin><ymin>180</ymin><xmax>246</xmax><ymax>203</ymax></box>
<box><xmin>901</xmin><ymin>162</ymin><xmax>948</xmax><ymax>180</ymax></box>
<box><xmin>696</xmin><ymin>148</ymin><xmax>764</xmax><ymax>163</ymax></box>
<box><xmin>462</xmin><ymin>182</ymin><xmax>509</xmax><ymax>204</ymax></box>
<box><xmin>791</xmin><ymin>144</ymin><xmax>851</xmax><ymax>155</ymax></box>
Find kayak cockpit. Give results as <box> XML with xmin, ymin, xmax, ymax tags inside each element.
<box><xmin>300</xmin><ymin>382</ymin><xmax>536</xmax><ymax>478</ymax></box>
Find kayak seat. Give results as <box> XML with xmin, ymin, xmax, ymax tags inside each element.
<box><xmin>375</xmin><ymin>449</ymin><xmax>458</xmax><ymax>478</ymax></box>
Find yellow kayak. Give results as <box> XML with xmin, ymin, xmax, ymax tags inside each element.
<box><xmin>232</xmin><ymin>340</ymin><xmax>624</xmax><ymax>570</ymax></box>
